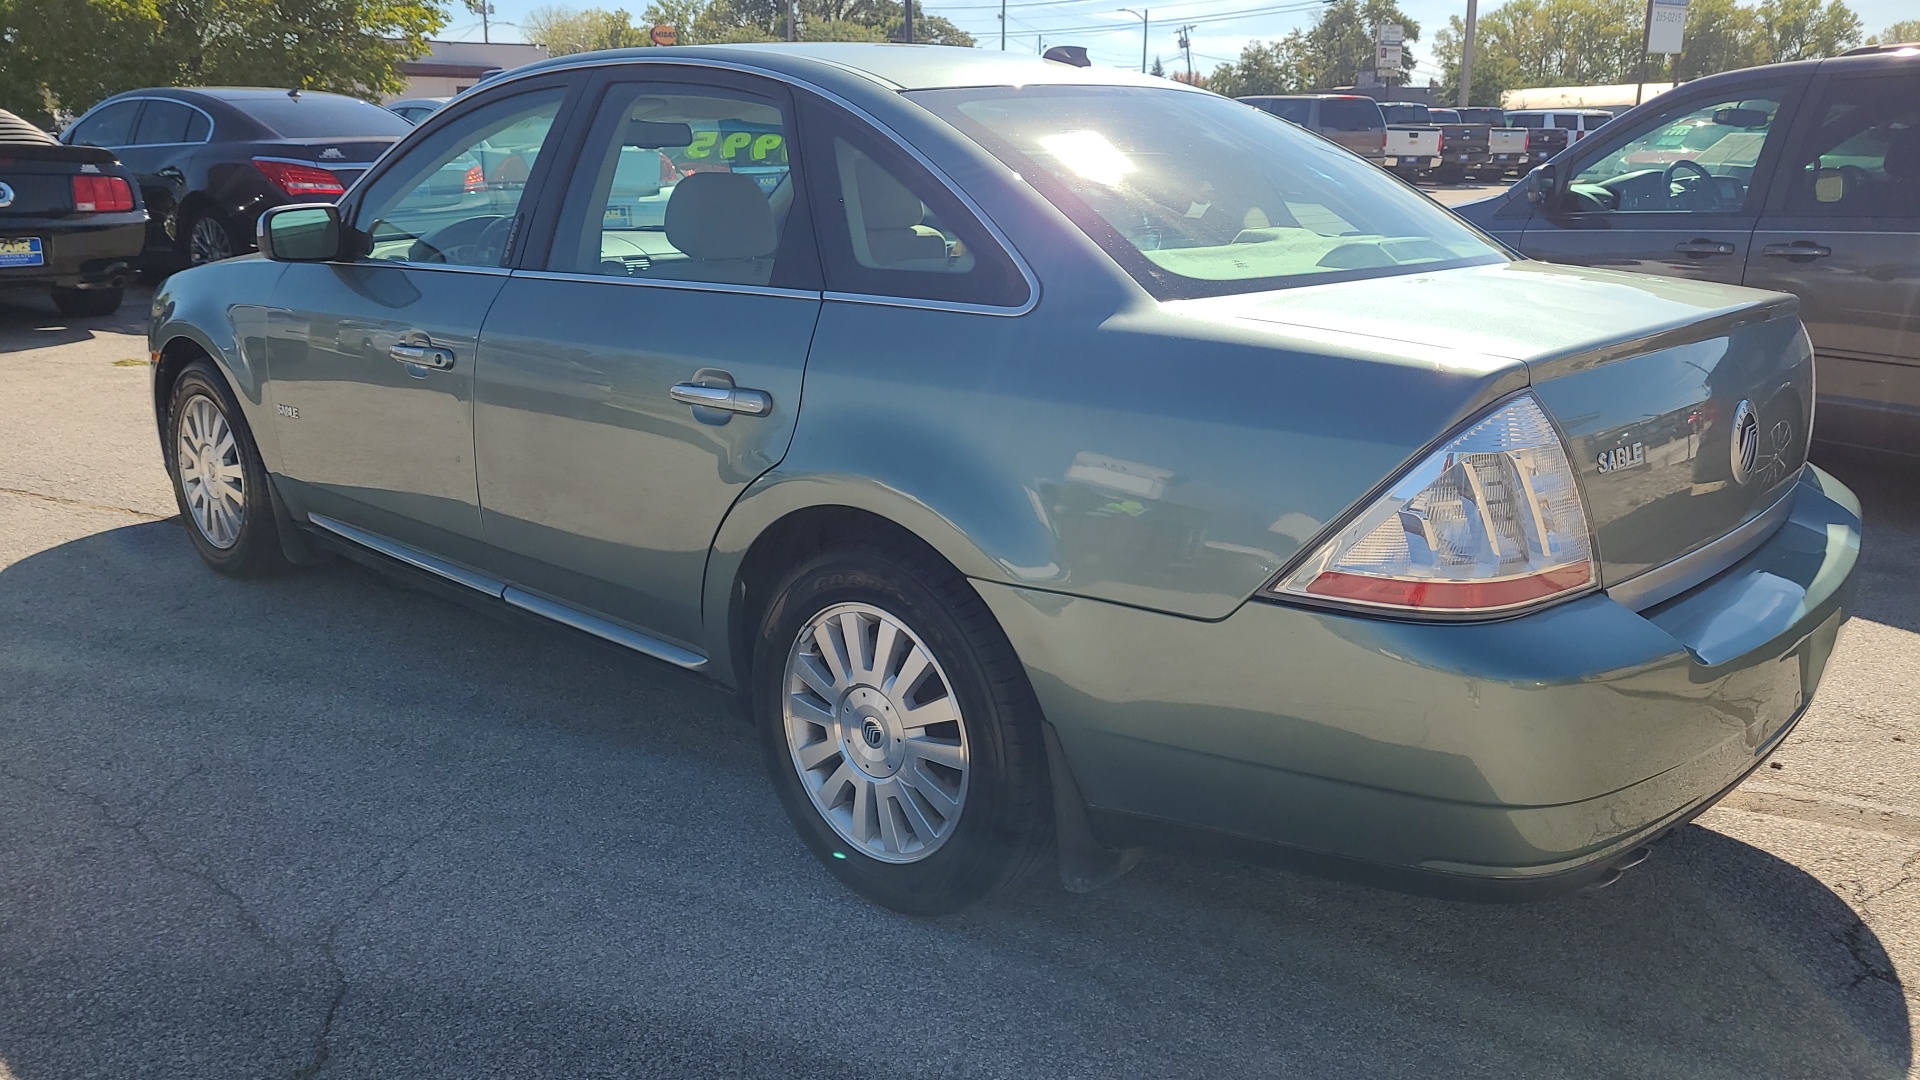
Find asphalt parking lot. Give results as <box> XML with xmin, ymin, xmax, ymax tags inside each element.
<box><xmin>2</xmin><ymin>284</ymin><xmax>1916</xmax><ymax>1079</ymax></box>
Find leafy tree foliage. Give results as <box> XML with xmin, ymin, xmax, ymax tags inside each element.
<box><xmin>1429</xmin><ymin>0</ymin><xmax>1862</xmax><ymax>105</ymax></box>
<box><xmin>0</xmin><ymin>0</ymin><xmax>443</xmax><ymax>126</ymax></box>
<box><xmin>1867</xmin><ymin>18</ymin><xmax>1920</xmax><ymax>43</ymax></box>
<box><xmin>1205</xmin><ymin>0</ymin><xmax>1418</xmax><ymax>96</ymax></box>
<box><xmin>520</xmin><ymin>0</ymin><xmax>972</xmax><ymax>47</ymax></box>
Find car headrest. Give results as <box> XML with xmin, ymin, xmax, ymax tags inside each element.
<box><xmin>665</xmin><ymin>171</ymin><xmax>776</xmax><ymax>261</ymax></box>
<box><xmin>1884</xmin><ymin>126</ymin><xmax>1920</xmax><ymax>181</ymax></box>
<box><xmin>851</xmin><ymin>155</ymin><xmax>925</xmax><ymax>231</ymax></box>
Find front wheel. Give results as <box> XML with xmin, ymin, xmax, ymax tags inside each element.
<box><xmin>165</xmin><ymin>360</ymin><xmax>288</xmax><ymax>577</ymax></box>
<box><xmin>754</xmin><ymin>541</ymin><xmax>1052</xmax><ymax>914</ymax></box>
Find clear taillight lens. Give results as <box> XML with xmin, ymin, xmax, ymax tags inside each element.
<box><xmin>1269</xmin><ymin>394</ymin><xmax>1596</xmax><ymax>616</ymax></box>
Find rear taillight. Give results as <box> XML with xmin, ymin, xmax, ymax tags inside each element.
<box><xmin>252</xmin><ymin>158</ymin><xmax>347</xmax><ymax>198</ymax></box>
<box><xmin>1435</xmin><ymin>131</ymin><xmax>1446</xmax><ymax>151</ymax></box>
<box><xmin>463</xmin><ymin>163</ymin><xmax>486</xmax><ymax>193</ymax></box>
<box><xmin>71</xmin><ymin>174</ymin><xmax>134</xmax><ymax>212</ymax></box>
<box><xmin>1266</xmin><ymin>394</ymin><xmax>1596</xmax><ymax>617</ymax></box>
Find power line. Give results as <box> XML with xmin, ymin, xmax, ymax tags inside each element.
<box><xmin>989</xmin><ymin>1</ymin><xmax>1326</xmax><ymax>36</ymax></box>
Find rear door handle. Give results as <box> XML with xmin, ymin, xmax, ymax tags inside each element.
<box><xmin>670</xmin><ymin>382</ymin><xmax>772</xmax><ymax>416</ymax></box>
<box><xmin>1761</xmin><ymin>242</ymin><xmax>1831</xmax><ymax>260</ymax></box>
<box><xmin>1673</xmin><ymin>239</ymin><xmax>1737</xmax><ymax>257</ymax></box>
<box><xmin>389</xmin><ymin>343</ymin><xmax>456</xmax><ymax>370</ymax></box>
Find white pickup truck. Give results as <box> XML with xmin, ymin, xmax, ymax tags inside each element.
<box><xmin>1383</xmin><ymin>126</ymin><xmax>1439</xmax><ymax>174</ymax></box>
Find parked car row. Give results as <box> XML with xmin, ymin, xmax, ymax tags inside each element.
<box><xmin>1241</xmin><ymin>93</ymin><xmax>1611</xmax><ymax>186</ymax></box>
<box><xmin>1456</xmin><ymin>42</ymin><xmax>1920</xmax><ymax>456</ymax></box>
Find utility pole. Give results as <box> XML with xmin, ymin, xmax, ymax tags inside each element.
<box><xmin>903</xmin><ymin>0</ymin><xmax>914</xmax><ymax>43</ymax></box>
<box><xmin>787</xmin><ymin>0</ymin><xmax>797</xmax><ymax>40</ymax></box>
<box><xmin>1000</xmin><ymin>0</ymin><xmax>1007</xmax><ymax>49</ymax></box>
<box><xmin>464</xmin><ymin>0</ymin><xmax>495</xmax><ymax>42</ymax></box>
<box><xmin>1634</xmin><ymin>0</ymin><xmax>1653</xmax><ymax>103</ymax></box>
<box><xmin>1177</xmin><ymin>24</ymin><xmax>1195</xmax><ymax>80</ymax></box>
<box><xmin>1119</xmin><ymin>8</ymin><xmax>1149</xmax><ymax>74</ymax></box>
<box><xmin>1458</xmin><ymin>0</ymin><xmax>1477</xmax><ymax>106</ymax></box>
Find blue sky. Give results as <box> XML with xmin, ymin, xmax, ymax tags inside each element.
<box><xmin>447</xmin><ymin>0</ymin><xmax>1916</xmax><ymax>82</ymax></box>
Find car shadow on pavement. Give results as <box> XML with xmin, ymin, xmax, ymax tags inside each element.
<box><xmin>0</xmin><ymin>286</ymin><xmax>152</xmax><ymax>347</ymax></box>
<box><xmin>0</xmin><ymin>519</ymin><xmax>1909</xmax><ymax>1079</ymax></box>
<box><xmin>1816</xmin><ymin>444</ymin><xmax>1920</xmax><ymax>635</ymax></box>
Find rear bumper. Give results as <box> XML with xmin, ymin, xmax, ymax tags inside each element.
<box><xmin>0</xmin><ymin>214</ymin><xmax>145</xmax><ymax>289</ymax></box>
<box><xmin>980</xmin><ymin>465</ymin><xmax>1860</xmax><ymax>899</ymax></box>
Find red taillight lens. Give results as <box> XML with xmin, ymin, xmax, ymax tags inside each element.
<box><xmin>462</xmin><ymin>164</ymin><xmax>486</xmax><ymax>193</ymax></box>
<box><xmin>71</xmin><ymin>174</ymin><xmax>134</xmax><ymax>212</ymax></box>
<box><xmin>252</xmin><ymin>158</ymin><xmax>347</xmax><ymax>198</ymax></box>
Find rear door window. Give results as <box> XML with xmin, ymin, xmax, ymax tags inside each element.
<box><xmin>132</xmin><ymin>100</ymin><xmax>197</xmax><ymax>145</ymax></box>
<box><xmin>1781</xmin><ymin>72</ymin><xmax>1920</xmax><ymax>217</ymax></box>
<box><xmin>1256</xmin><ymin>99</ymin><xmax>1312</xmax><ymax>124</ymax></box>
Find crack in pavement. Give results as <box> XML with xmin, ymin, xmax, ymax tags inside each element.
<box><xmin>0</xmin><ymin>485</ymin><xmax>173</xmax><ymax>521</ymax></box>
<box><xmin>291</xmin><ymin>813</ymin><xmax>460</xmax><ymax>1080</ymax></box>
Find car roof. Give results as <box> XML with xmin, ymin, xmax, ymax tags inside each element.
<box><xmin>506</xmin><ymin>42</ymin><xmax>1175</xmax><ymax>93</ymax></box>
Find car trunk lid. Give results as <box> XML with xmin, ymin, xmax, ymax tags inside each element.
<box><xmin>1177</xmin><ymin>260</ymin><xmax>1813</xmax><ymax>591</ymax></box>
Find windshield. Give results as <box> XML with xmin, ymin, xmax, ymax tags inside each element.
<box><xmin>1508</xmin><ymin>113</ymin><xmax>1544</xmax><ymax>128</ymax></box>
<box><xmin>238</xmin><ymin>95</ymin><xmax>413</xmax><ymax>139</ymax></box>
<box><xmin>910</xmin><ymin>85</ymin><xmax>1505</xmax><ymax>300</ymax></box>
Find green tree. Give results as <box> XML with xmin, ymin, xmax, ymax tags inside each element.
<box><xmin>1752</xmin><ymin>0</ymin><xmax>1860</xmax><ymax>60</ymax></box>
<box><xmin>1867</xmin><ymin>18</ymin><xmax>1920</xmax><ymax>43</ymax></box>
<box><xmin>523</xmin><ymin>5</ymin><xmax>650</xmax><ymax>52</ymax></box>
<box><xmin>1149</xmin><ymin>55</ymin><xmax>1164</xmax><ymax>77</ymax></box>
<box><xmin>0</xmin><ymin>0</ymin><xmax>442</xmax><ymax>126</ymax></box>
<box><xmin>1205</xmin><ymin>39</ymin><xmax>1304</xmax><ymax>97</ymax></box>
<box><xmin>1670</xmin><ymin>0</ymin><xmax>1762</xmax><ymax>81</ymax></box>
<box><xmin>1295</xmin><ymin>0</ymin><xmax>1419</xmax><ymax>87</ymax></box>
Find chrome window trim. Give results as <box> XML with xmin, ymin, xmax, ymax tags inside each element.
<box><xmin>1605</xmin><ymin>478</ymin><xmax>1799</xmax><ymax>612</ymax></box>
<box><xmin>74</xmin><ymin>95</ymin><xmax>218</xmax><ymax>148</ymax></box>
<box><xmin>330</xmin><ymin>260</ymin><xmax>513</xmax><ymax>277</ymax></box>
<box><xmin>476</xmin><ymin>55</ymin><xmax>1041</xmax><ymax>315</ymax></box>
<box><xmin>511</xmin><ymin>268</ymin><xmax>820</xmax><ymax>301</ymax></box>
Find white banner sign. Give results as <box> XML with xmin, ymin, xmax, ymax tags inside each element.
<box><xmin>1375</xmin><ymin>44</ymin><xmax>1403</xmax><ymax>72</ymax></box>
<box><xmin>1647</xmin><ymin>0</ymin><xmax>1690</xmax><ymax>55</ymax></box>
<box><xmin>1376</xmin><ymin>22</ymin><xmax>1404</xmax><ymax>44</ymax></box>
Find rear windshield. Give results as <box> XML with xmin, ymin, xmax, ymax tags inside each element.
<box><xmin>1459</xmin><ymin>108</ymin><xmax>1505</xmax><ymax>125</ymax></box>
<box><xmin>234</xmin><ymin>95</ymin><xmax>412</xmax><ymax>138</ymax></box>
<box><xmin>1380</xmin><ymin>103</ymin><xmax>1430</xmax><ymax>124</ymax></box>
<box><xmin>1320</xmin><ymin>98</ymin><xmax>1383</xmax><ymax>131</ymax></box>
<box><xmin>1248</xmin><ymin>98</ymin><xmax>1311</xmax><ymax>124</ymax></box>
<box><xmin>910</xmin><ymin>85</ymin><xmax>1504</xmax><ymax>300</ymax></box>
<box><xmin>1507</xmin><ymin>113</ymin><xmax>1544</xmax><ymax>128</ymax></box>
<box><xmin>1428</xmin><ymin>109</ymin><xmax>1462</xmax><ymax>123</ymax></box>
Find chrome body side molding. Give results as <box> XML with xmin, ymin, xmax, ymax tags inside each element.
<box><xmin>308</xmin><ymin>513</ymin><xmax>507</xmax><ymax>597</ymax></box>
<box><xmin>1606</xmin><ymin>481</ymin><xmax>1798</xmax><ymax>612</ymax></box>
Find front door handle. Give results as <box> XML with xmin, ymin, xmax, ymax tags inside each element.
<box><xmin>1761</xmin><ymin>241</ymin><xmax>1832</xmax><ymax>260</ymax></box>
<box><xmin>389</xmin><ymin>343</ymin><xmax>456</xmax><ymax>370</ymax></box>
<box><xmin>1673</xmin><ymin>239</ymin><xmax>1736</xmax><ymax>257</ymax></box>
<box><xmin>670</xmin><ymin>382</ymin><xmax>772</xmax><ymax>416</ymax></box>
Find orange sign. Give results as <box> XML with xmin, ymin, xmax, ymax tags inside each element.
<box><xmin>650</xmin><ymin>23</ymin><xmax>677</xmax><ymax>46</ymax></box>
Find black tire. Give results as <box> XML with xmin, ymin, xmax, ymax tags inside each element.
<box><xmin>164</xmin><ymin>359</ymin><xmax>289</xmax><ymax>577</ymax></box>
<box><xmin>753</xmin><ymin>540</ymin><xmax>1052</xmax><ymax>914</ymax></box>
<box><xmin>1434</xmin><ymin>164</ymin><xmax>1468</xmax><ymax>184</ymax></box>
<box><xmin>50</xmin><ymin>286</ymin><xmax>123</xmax><ymax>317</ymax></box>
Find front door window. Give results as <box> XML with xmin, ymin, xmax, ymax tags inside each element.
<box><xmin>351</xmin><ymin>89</ymin><xmax>566</xmax><ymax>269</ymax></box>
<box><xmin>1567</xmin><ymin>90</ymin><xmax>1785</xmax><ymax>214</ymax></box>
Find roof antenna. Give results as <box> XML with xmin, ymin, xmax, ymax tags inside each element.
<box><xmin>288</xmin><ymin>88</ymin><xmax>301</xmax><ymax>99</ymax></box>
<box><xmin>1043</xmin><ymin>45</ymin><xmax>1091</xmax><ymax>66</ymax></box>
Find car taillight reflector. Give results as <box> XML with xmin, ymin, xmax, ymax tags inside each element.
<box><xmin>252</xmin><ymin>158</ymin><xmax>347</xmax><ymax>198</ymax></box>
<box><xmin>71</xmin><ymin>174</ymin><xmax>134</xmax><ymax>212</ymax></box>
<box><xmin>1268</xmin><ymin>394</ymin><xmax>1597</xmax><ymax>617</ymax></box>
<box><xmin>463</xmin><ymin>164</ymin><xmax>486</xmax><ymax>193</ymax></box>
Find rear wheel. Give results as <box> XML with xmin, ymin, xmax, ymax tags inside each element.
<box><xmin>50</xmin><ymin>286</ymin><xmax>123</xmax><ymax>317</ymax></box>
<box><xmin>185</xmin><ymin>212</ymin><xmax>237</xmax><ymax>265</ymax></box>
<box><xmin>165</xmin><ymin>360</ymin><xmax>288</xmax><ymax>577</ymax></box>
<box><xmin>754</xmin><ymin>541</ymin><xmax>1051</xmax><ymax>914</ymax></box>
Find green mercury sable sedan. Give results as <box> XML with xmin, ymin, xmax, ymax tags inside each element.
<box><xmin>148</xmin><ymin>44</ymin><xmax>1861</xmax><ymax>914</ymax></box>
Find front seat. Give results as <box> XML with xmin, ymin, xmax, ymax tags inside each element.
<box><xmin>1878</xmin><ymin>126</ymin><xmax>1920</xmax><ymax>216</ymax></box>
<box><xmin>662</xmin><ymin>171</ymin><xmax>778</xmax><ymax>285</ymax></box>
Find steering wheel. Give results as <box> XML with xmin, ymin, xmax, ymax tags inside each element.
<box><xmin>1663</xmin><ymin>159</ymin><xmax>1725</xmax><ymax>212</ymax></box>
<box><xmin>409</xmin><ymin>215</ymin><xmax>513</xmax><ymax>266</ymax></box>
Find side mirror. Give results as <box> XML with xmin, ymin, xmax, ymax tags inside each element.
<box><xmin>1524</xmin><ymin>162</ymin><xmax>1561</xmax><ymax>208</ymax></box>
<box><xmin>257</xmin><ymin>203</ymin><xmax>343</xmax><ymax>262</ymax></box>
